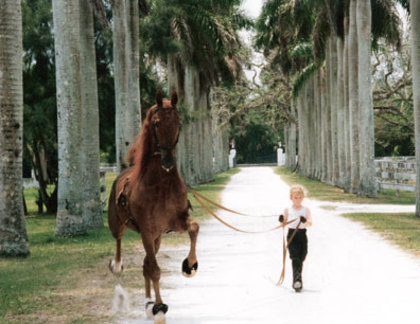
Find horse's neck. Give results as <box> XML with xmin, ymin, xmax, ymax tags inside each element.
<box><xmin>141</xmin><ymin>157</ymin><xmax>181</xmax><ymax>185</ymax></box>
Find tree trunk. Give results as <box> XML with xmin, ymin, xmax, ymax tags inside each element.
<box><xmin>287</xmin><ymin>98</ymin><xmax>297</xmax><ymax>170</ymax></box>
<box><xmin>0</xmin><ymin>0</ymin><xmax>30</xmax><ymax>256</ymax></box>
<box><xmin>329</xmin><ymin>34</ymin><xmax>339</xmax><ymax>186</ymax></box>
<box><xmin>337</xmin><ymin>36</ymin><xmax>346</xmax><ymax>188</ymax></box>
<box><xmin>325</xmin><ymin>38</ymin><xmax>333</xmax><ymax>184</ymax></box>
<box><xmin>343</xmin><ymin>17</ymin><xmax>351</xmax><ymax>192</ymax></box>
<box><xmin>348</xmin><ymin>0</ymin><xmax>360</xmax><ymax>194</ymax></box>
<box><xmin>296</xmin><ymin>93</ymin><xmax>303</xmax><ymax>174</ymax></box>
<box><xmin>80</xmin><ymin>0</ymin><xmax>103</xmax><ymax>228</ymax></box>
<box><xmin>112</xmin><ymin>0</ymin><xmax>141</xmax><ymax>173</ymax></box>
<box><xmin>357</xmin><ymin>0</ymin><xmax>377</xmax><ymax>197</ymax></box>
<box><xmin>320</xmin><ymin>67</ymin><xmax>328</xmax><ymax>182</ymax></box>
<box><xmin>179</xmin><ymin>64</ymin><xmax>214</xmax><ymax>184</ymax></box>
<box><xmin>53</xmin><ymin>0</ymin><xmax>86</xmax><ymax>236</ymax></box>
<box><xmin>411</xmin><ymin>0</ymin><xmax>420</xmax><ymax>216</ymax></box>
<box><xmin>212</xmin><ymin>120</ymin><xmax>229</xmax><ymax>173</ymax></box>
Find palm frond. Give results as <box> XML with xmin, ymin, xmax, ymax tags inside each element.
<box><xmin>312</xmin><ymin>7</ymin><xmax>330</xmax><ymax>62</ymax></box>
<box><xmin>290</xmin><ymin>42</ymin><xmax>313</xmax><ymax>60</ymax></box>
<box><xmin>292</xmin><ymin>63</ymin><xmax>321</xmax><ymax>97</ymax></box>
<box><xmin>372</xmin><ymin>0</ymin><xmax>402</xmax><ymax>50</ymax></box>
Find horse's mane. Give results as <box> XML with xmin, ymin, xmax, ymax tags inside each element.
<box><xmin>127</xmin><ymin>98</ymin><xmax>173</xmax><ymax>192</ymax></box>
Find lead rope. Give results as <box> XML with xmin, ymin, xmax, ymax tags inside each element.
<box><xmin>276</xmin><ymin>220</ymin><xmax>302</xmax><ymax>286</ymax></box>
<box><xmin>187</xmin><ymin>186</ymin><xmax>279</xmax><ymax>218</ymax></box>
<box><xmin>192</xmin><ymin>193</ymin><xmax>295</xmax><ymax>234</ymax></box>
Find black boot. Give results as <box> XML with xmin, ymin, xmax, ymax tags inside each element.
<box><xmin>292</xmin><ymin>259</ymin><xmax>303</xmax><ymax>292</ymax></box>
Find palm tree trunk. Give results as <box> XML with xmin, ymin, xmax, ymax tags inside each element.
<box><xmin>287</xmin><ymin>98</ymin><xmax>297</xmax><ymax>170</ymax></box>
<box><xmin>53</xmin><ymin>0</ymin><xmax>86</xmax><ymax>236</ymax></box>
<box><xmin>411</xmin><ymin>0</ymin><xmax>420</xmax><ymax>216</ymax></box>
<box><xmin>112</xmin><ymin>0</ymin><xmax>141</xmax><ymax>173</ymax></box>
<box><xmin>348</xmin><ymin>0</ymin><xmax>360</xmax><ymax>194</ymax></box>
<box><xmin>79</xmin><ymin>0</ymin><xmax>102</xmax><ymax>228</ymax></box>
<box><xmin>320</xmin><ymin>68</ymin><xmax>328</xmax><ymax>182</ymax></box>
<box><xmin>357</xmin><ymin>0</ymin><xmax>377</xmax><ymax>197</ymax></box>
<box><xmin>296</xmin><ymin>93</ymin><xmax>304</xmax><ymax>174</ymax></box>
<box><xmin>337</xmin><ymin>36</ymin><xmax>346</xmax><ymax>188</ymax></box>
<box><xmin>329</xmin><ymin>34</ymin><xmax>339</xmax><ymax>186</ymax></box>
<box><xmin>343</xmin><ymin>16</ymin><xmax>351</xmax><ymax>192</ymax></box>
<box><xmin>0</xmin><ymin>0</ymin><xmax>30</xmax><ymax>256</ymax></box>
<box><xmin>325</xmin><ymin>38</ymin><xmax>333</xmax><ymax>184</ymax></box>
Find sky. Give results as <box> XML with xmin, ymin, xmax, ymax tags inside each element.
<box><xmin>240</xmin><ymin>0</ymin><xmax>265</xmax><ymax>84</ymax></box>
<box><xmin>240</xmin><ymin>0</ymin><xmax>264</xmax><ymax>19</ymax></box>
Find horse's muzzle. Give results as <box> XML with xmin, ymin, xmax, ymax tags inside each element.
<box><xmin>161</xmin><ymin>151</ymin><xmax>175</xmax><ymax>172</ymax></box>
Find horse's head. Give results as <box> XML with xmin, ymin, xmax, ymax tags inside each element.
<box><xmin>151</xmin><ymin>89</ymin><xmax>181</xmax><ymax>172</ymax></box>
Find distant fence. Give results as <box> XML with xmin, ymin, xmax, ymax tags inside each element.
<box><xmin>375</xmin><ymin>156</ymin><xmax>416</xmax><ymax>192</ymax></box>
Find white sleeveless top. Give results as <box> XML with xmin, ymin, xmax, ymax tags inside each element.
<box><xmin>287</xmin><ymin>205</ymin><xmax>308</xmax><ymax>229</ymax></box>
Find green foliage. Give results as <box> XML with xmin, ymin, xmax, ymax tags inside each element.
<box><xmin>22</xmin><ymin>0</ymin><xmax>58</xmax><ymax>213</ymax></box>
<box><xmin>141</xmin><ymin>0</ymin><xmax>252</xmax><ymax>86</ymax></box>
<box><xmin>233</xmin><ymin>111</ymin><xmax>284</xmax><ymax>164</ymax></box>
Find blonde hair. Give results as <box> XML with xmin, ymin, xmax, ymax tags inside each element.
<box><xmin>290</xmin><ymin>185</ymin><xmax>305</xmax><ymax>198</ymax></box>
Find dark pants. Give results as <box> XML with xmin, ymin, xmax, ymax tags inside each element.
<box><xmin>287</xmin><ymin>228</ymin><xmax>308</xmax><ymax>284</ymax></box>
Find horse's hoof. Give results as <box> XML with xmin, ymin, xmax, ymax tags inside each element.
<box><xmin>145</xmin><ymin>299</ymin><xmax>154</xmax><ymax>318</ymax></box>
<box><xmin>152</xmin><ymin>303</ymin><xmax>168</xmax><ymax>315</ymax></box>
<box><xmin>182</xmin><ymin>258</ymin><xmax>198</xmax><ymax>278</ymax></box>
<box><xmin>109</xmin><ymin>259</ymin><xmax>124</xmax><ymax>274</ymax></box>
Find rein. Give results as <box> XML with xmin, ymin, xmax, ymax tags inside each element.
<box><xmin>187</xmin><ymin>186</ymin><xmax>279</xmax><ymax>218</ymax></box>
<box><xmin>276</xmin><ymin>220</ymin><xmax>302</xmax><ymax>286</ymax></box>
<box><xmin>187</xmin><ymin>186</ymin><xmax>294</xmax><ymax>234</ymax></box>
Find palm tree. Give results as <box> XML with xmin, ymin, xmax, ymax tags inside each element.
<box><xmin>357</xmin><ymin>0</ymin><xmax>377</xmax><ymax>197</ymax></box>
<box><xmin>53</xmin><ymin>0</ymin><xmax>106</xmax><ymax>234</ymax></box>
<box><xmin>53</xmin><ymin>0</ymin><xmax>86</xmax><ymax>236</ymax></box>
<box><xmin>80</xmin><ymin>0</ymin><xmax>103</xmax><ymax>228</ymax></box>
<box><xmin>111</xmin><ymin>0</ymin><xmax>142</xmax><ymax>173</ymax></box>
<box><xmin>0</xmin><ymin>0</ymin><xmax>30</xmax><ymax>256</ymax></box>
<box><xmin>411</xmin><ymin>0</ymin><xmax>420</xmax><ymax>216</ymax></box>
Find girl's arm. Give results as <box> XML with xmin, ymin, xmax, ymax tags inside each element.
<box><xmin>305</xmin><ymin>208</ymin><xmax>312</xmax><ymax>227</ymax></box>
<box><xmin>283</xmin><ymin>208</ymin><xmax>289</xmax><ymax>224</ymax></box>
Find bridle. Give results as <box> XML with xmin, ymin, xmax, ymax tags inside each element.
<box><xmin>152</xmin><ymin>106</ymin><xmax>182</xmax><ymax>154</ymax></box>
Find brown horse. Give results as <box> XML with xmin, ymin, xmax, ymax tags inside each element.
<box><xmin>108</xmin><ymin>90</ymin><xmax>199</xmax><ymax>320</ymax></box>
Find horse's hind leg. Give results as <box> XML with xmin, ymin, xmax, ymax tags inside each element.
<box><xmin>108</xmin><ymin>181</ymin><xmax>126</xmax><ymax>273</ymax></box>
<box><xmin>109</xmin><ymin>238</ymin><xmax>124</xmax><ymax>273</ymax></box>
<box><xmin>182</xmin><ymin>219</ymin><xmax>199</xmax><ymax>277</ymax></box>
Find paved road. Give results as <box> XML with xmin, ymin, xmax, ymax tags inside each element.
<box><xmin>120</xmin><ymin>167</ymin><xmax>420</xmax><ymax>324</ymax></box>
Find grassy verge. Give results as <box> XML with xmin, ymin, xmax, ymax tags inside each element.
<box><xmin>340</xmin><ymin>213</ymin><xmax>420</xmax><ymax>256</ymax></box>
<box><xmin>1</xmin><ymin>168</ymin><xmax>239</xmax><ymax>323</ymax></box>
<box><xmin>275</xmin><ymin>167</ymin><xmax>415</xmax><ymax>205</ymax></box>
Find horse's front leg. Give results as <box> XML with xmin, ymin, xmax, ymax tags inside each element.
<box><xmin>144</xmin><ymin>236</ymin><xmax>162</xmax><ymax>318</ymax></box>
<box><xmin>182</xmin><ymin>219</ymin><xmax>199</xmax><ymax>277</ymax></box>
<box><xmin>142</xmin><ymin>235</ymin><xmax>167</xmax><ymax>322</ymax></box>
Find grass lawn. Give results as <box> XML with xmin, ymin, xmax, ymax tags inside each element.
<box><xmin>275</xmin><ymin>167</ymin><xmax>416</xmax><ymax>205</ymax></box>
<box><xmin>340</xmin><ymin>213</ymin><xmax>420</xmax><ymax>256</ymax></box>
<box><xmin>1</xmin><ymin>168</ymin><xmax>239</xmax><ymax>323</ymax></box>
<box><xmin>275</xmin><ymin>167</ymin><xmax>419</xmax><ymax>256</ymax></box>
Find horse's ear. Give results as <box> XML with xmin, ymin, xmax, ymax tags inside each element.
<box><xmin>156</xmin><ymin>89</ymin><xmax>163</xmax><ymax>107</ymax></box>
<box><xmin>171</xmin><ymin>90</ymin><xmax>178</xmax><ymax>107</ymax></box>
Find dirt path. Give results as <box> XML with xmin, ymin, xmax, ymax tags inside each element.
<box><xmin>118</xmin><ymin>167</ymin><xmax>420</xmax><ymax>324</ymax></box>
